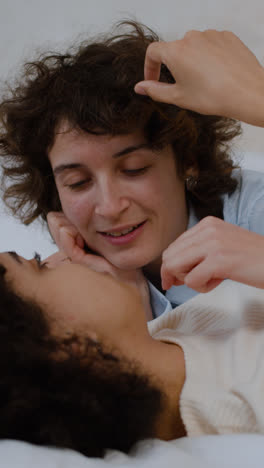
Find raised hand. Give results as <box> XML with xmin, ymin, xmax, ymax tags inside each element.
<box><xmin>161</xmin><ymin>216</ymin><xmax>264</xmax><ymax>293</ymax></box>
<box><xmin>135</xmin><ymin>30</ymin><xmax>264</xmax><ymax>127</ymax></box>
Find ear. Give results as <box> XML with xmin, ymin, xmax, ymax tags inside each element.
<box><xmin>185</xmin><ymin>166</ymin><xmax>199</xmax><ymax>192</ymax></box>
<box><xmin>56</xmin><ymin>329</ymin><xmax>100</xmax><ymax>359</ymax></box>
<box><xmin>185</xmin><ymin>165</ymin><xmax>199</xmax><ymax>179</ymax></box>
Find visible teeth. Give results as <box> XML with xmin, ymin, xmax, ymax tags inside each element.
<box><xmin>106</xmin><ymin>225</ymin><xmax>138</xmax><ymax>237</ymax></box>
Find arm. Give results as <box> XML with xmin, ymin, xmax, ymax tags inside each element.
<box><xmin>135</xmin><ymin>30</ymin><xmax>264</xmax><ymax>127</ymax></box>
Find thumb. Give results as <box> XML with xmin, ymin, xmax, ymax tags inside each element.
<box><xmin>134</xmin><ymin>80</ymin><xmax>178</xmax><ymax>104</ymax></box>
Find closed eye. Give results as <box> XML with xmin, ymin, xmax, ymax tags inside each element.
<box><xmin>66</xmin><ymin>167</ymin><xmax>151</xmax><ymax>189</ymax></box>
<box><xmin>123</xmin><ymin>166</ymin><xmax>150</xmax><ymax>176</ymax></box>
<box><xmin>34</xmin><ymin>252</ymin><xmax>48</xmax><ymax>270</ymax></box>
<box><xmin>66</xmin><ymin>179</ymin><xmax>90</xmax><ymax>190</ymax></box>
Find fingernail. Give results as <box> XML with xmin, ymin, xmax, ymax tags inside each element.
<box><xmin>134</xmin><ymin>85</ymin><xmax>147</xmax><ymax>95</ymax></box>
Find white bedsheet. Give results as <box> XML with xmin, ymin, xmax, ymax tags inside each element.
<box><xmin>0</xmin><ymin>434</ymin><xmax>263</xmax><ymax>468</ymax></box>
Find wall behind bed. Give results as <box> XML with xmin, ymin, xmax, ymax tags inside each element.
<box><xmin>0</xmin><ymin>0</ymin><xmax>264</xmax><ymax>258</ymax></box>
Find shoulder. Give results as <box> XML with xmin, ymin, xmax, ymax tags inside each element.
<box><xmin>223</xmin><ymin>168</ymin><xmax>264</xmax><ymax>230</ymax></box>
<box><xmin>149</xmin><ymin>280</ymin><xmax>264</xmax><ymax>337</ymax></box>
<box><xmin>231</xmin><ymin>167</ymin><xmax>264</xmax><ymax>196</ymax></box>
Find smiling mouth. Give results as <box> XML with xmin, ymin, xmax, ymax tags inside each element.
<box><xmin>100</xmin><ymin>222</ymin><xmax>145</xmax><ymax>238</ymax></box>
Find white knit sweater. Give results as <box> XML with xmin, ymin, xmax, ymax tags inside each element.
<box><xmin>148</xmin><ymin>280</ymin><xmax>264</xmax><ymax>436</ymax></box>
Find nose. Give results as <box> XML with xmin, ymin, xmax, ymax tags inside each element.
<box><xmin>94</xmin><ymin>180</ymin><xmax>130</xmax><ymax>218</ymax></box>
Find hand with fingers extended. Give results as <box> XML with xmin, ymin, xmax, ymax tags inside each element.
<box><xmin>47</xmin><ymin>211</ymin><xmax>153</xmax><ymax>320</ymax></box>
<box><xmin>161</xmin><ymin>216</ymin><xmax>264</xmax><ymax>294</ymax></box>
<box><xmin>135</xmin><ymin>30</ymin><xmax>264</xmax><ymax>127</ymax></box>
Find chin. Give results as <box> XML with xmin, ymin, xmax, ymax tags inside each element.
<box><xmin>108</xmin><ymin>252</ymin><xmax>155</xmax><ymax>271</ymax></box>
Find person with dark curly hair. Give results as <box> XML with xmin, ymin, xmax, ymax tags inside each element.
<box><xmin>2</xmin><ymin>245</ymin><xmax>264</xmax><ymax>456</ymax></box>
<box><xmin>1</xmin><ymin>22</ymin><xmax>264</xmax><ymax>317</ymax></box>
<box><xmin>0</xmin><ymin>250</ymin><xmax>185</xmax><ymax>457</ymax></box>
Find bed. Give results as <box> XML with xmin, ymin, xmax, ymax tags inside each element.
<box><xmin>1</xmin><ymin>434</ymin><xmax>264</xmax><ymax>468</ymax></box>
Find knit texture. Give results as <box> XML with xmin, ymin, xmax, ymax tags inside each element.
<box><xmin>148</xmin><ymin>280</ymin><xmax>264</xmax><ymax>436</ymax></box>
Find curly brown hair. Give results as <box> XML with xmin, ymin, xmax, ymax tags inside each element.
<box><xmin>0</xmin><ymin>21</ymin><xmax>241</xmax><ymax>225</ymax></box>
<box><xmin>0</xmin><ymin>262</ymin><xmax>164</xmax><ymax>457</ymax></box>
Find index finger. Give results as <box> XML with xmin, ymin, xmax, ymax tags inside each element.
<box><xmin>144</xmin><ymin>41</ymin><xmax>166</xmax><ymax>81</ymax></box>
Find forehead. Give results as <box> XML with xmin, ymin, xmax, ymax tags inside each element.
<box><xmin>49</xmin><ymin>122</ymin><xmax>145</xmax><ymax>159</ymax></box>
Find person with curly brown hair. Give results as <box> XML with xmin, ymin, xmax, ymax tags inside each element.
<box><xmin>1</xmin><ymin>22</ymin><xmax>264</xmax><ymax>317</ymax></box>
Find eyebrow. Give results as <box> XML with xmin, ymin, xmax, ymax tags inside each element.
<box><xmin>53</xmin><ymin>143</ymin><xmax>149</xmax><ymax>177</ymax></box>
<box><xmin>53</xmin><ymin>163</ymin><xmax>83</xmax><ymax>176</ymax></box>
<box><xmin>7</xmin><ymin>251</ymin><xmax>22</xmax><ymax>264</ymax></box>
<box><xmin>113</xmin><ymin>143</ymin><xmax>149</xmax><ymax>158</ymax></box>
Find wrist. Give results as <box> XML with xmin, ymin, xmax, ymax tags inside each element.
<box><xmin>233</xmin><ymin>67</ymin><xmax>264</xmax><ymax>127</ymax></box>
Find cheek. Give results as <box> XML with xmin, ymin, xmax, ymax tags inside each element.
<box><xmin>150</xmin><ymin>174</ymin><xmax>187</xmax><ymax>226</ymax></box>
<box><xmin>159</xmin><ymin>165</ymin><xmax>185</xmax><ymax>199</ymax></box>
<box><xmin>141</xmin><ymin>173</ymin><xmax>184</xmax><ymax>211</ymax></box>
<box><xmin>132</xmin><ymin>174</ymin><xmax>169</xmax><ymax>205</ymax></box>
<box><xmin>60</xmin><ymin>193</ymin><xmax>93</xmax><ymax>228</ymax></box>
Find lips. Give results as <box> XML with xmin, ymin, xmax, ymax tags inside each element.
<box><xmin>99</xmin><ymin>221</ymin><xmax>145</xmax><ymax>238</ymax></box>
<box><xmin>98</xmin><ymin>221</ymin><xmax>146</xmax><ymax>246</ymax></box>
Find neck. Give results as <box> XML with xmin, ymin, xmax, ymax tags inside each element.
<box><xmin>139</xmin><ymin>336</ymin><xmax>186</xmax><ymax>439</ymax></box>
<box><xmin>116</xmin><ymin>319</ymin><xmax>186</xmax><ymax>440</ymax></box>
